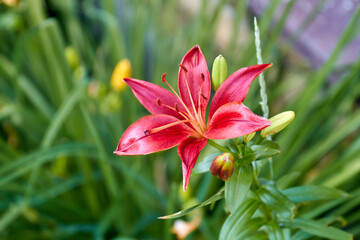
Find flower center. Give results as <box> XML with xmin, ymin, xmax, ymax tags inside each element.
<box><xmin>145</xmin><ymin>72</ymin><xmax>207</xmax><ymax>138</ymax></box>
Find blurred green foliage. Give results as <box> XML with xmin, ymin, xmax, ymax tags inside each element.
<box><xmin>0</xmin><ymin>0</ymin><xmax>359</xmax><ymax>239</ymax></box>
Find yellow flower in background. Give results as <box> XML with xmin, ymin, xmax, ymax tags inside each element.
<box><xmin>2</xmin><ymin>0</ymin><xmax>19</xmax><ymax>6</ymax></box>
<box><xmin>111</xmin><ymin>59</ymin><xmax>131</xmax><ymax>92</ymax></box>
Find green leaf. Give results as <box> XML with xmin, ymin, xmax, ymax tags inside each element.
<box><xmin>282</xmin><ymin>228</ymin><xmax>291</xmax><ymax>239</ymax></box>
<box><xmin>258</xmin><ymin>184</ymin><xmax>296</xmax><ymax>220</ymax></box>
<box><xmin>283</xmin><ymin>185</ymin><xmax>351</xmax><ymax>203</ymax></box>
<box><xmin>239</xmin><ymin>153</ymin><xmax>256</xmax><ymax>166</ymax></box>
<box><xmin>225</xmin><ymin>165</ymin><xmax>253</xmax><ymax>213</ymax></box>
<box><xmin>227</xmin><ymin>138</ymin><xmax>240</xmax><ymax>153</ymax></box>
<box><xmin>292</xmin><ymin>216</ymin><xmax>347</xmax><ymax>240</ymax></box>
<box><xmin>158</xmin><ymin>188</ymin><xmax>224</xmax><ymax>219</ymax></box>
<box><xmin>234</xmin><ymin>217</ymin><xmax>265</xmax><ymax>240</ymax></box>
<box><xmin>276</xmin><ymin>172</ymin><xmax>300</xmax><ymax>190</ymax></box>
<box><xmin>292</xmin><ymin>230</ymin><xmax>312</xmax><ymax>240</ymax></box>
<box><xmin>17</xmin><ymin>76</ymin><xmax>54</xmax><ymax>119</ymax></box>
<box><xmin>219</xmin><ymin>199</ymin><xmax>259</xmax><ymax>240</ymax></box>
<box><xmin>243</xmin><ymin>233</ymin><xmax>268</xmax><ymax>240</ymax></box>
<box><xmin>192</xmin><ymin>153</ymin><xmax>221</xmax><ymax>175</ymax></box>
<box><xmin>261</xmin><ymin>140</ymin><xmax>281</xmax><ymax>150</ymax></box>
<box><xmin>264</xmin><ymin>221</ymin><xmax>286</xmax><ymax>240</ymax></box>
<box><xmin>282</xmin><ymin>218</ymin><xmax>353</xmax><ymax>240</ymax></box>
<box><xmin>41</xmin><ymin>77</ymin><xmax>87</xmax><ymax>148</ymax></box>
<box><xmin>0</xmin><ymin>143</ymin><xmax>95</xmax><ymax>186</ymax></box>
<box><xmin>250</xmin><ymin>143</ymin><xmax>281</xmax><ymax>159</ymax></box>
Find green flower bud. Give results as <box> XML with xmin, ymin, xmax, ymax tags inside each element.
<box><xmin>211</xmin><ymin>55</ymin><xmax>228</xmax><ymax>91</ymax></box>
<box><xmin>243</xmin><ymin>132</ymin><xmax>256</xmax><ymax>143</ymax></box>
<box><xmin>64</xmin><ymin>46</ymin><xmax>80</xmax><ymax>71</ymax></box>
<box><xmin>261</xmin><ymin>111</ymin><xmax>295</xmax><ymax>137</ymax></box>
<box><xmin>210</xmin><ymin>153</ymin><xmax>234</xmax><ymax>181</ymax></box>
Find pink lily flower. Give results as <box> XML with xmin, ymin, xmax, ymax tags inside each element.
<box><xmin>114</xmin><ymin>45</ymin><xmax>271</xmax><ymax>190</ymax></box>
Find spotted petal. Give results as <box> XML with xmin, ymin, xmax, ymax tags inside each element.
<box><xmin>124</xmin><ymin>78</ymin><xmax>185</xmax><ymax>119</ymax></box>
<box><xmin>209</xmin><ymin>64</ymin><xmax>272</xmax><ymax>119</ymax></box>
<box><xmin>205</xmin><ymin>102</ymin><xmax>271</xmax><ymax>139</ymax></box>
<box><xmin>178</xmin><ymin>137</ymin><xmax>207</xmax><ymax>191</ymax></box>
<box><xmin>178</xmin><ymin>45</ymin><xmax>211</xmax><ymax>117</ymax></box>
<box><xmin>114</xmin><ymin>114</ymin><xmax>191</xmax><ymax>155</ymax></box>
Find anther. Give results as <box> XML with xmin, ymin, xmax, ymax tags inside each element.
<box><xmin>200</xmin><ymin>73</ymin><xmax>205</xmax><ymax>81</ymax></box>
<box><xmin>156</xmin><ymin>98</ymin><xmax>162</xmax><ymax>106</ymax></box>
<box><xmin>179</xmin><ymin>64</ymin><xmax>188</xmax><ymax>73</ymax></box>
<box><xmin>174</xmin><ymin>103</ymin><xmax>179</xmax><ymax>112</ymax></box>
<box><xmin>144</xmin><ymin>130</ymin><xmax>150</xmax><ymax>136</ymax></box>
<box><xmin>161</xmin><ymin>73</ymin><xmax>167</xmax><ymax>83</ymax></box>
<box><xmin>200</xmin><ymin>94</ymin><xmax>207</xmax><ymax>100</ymax></box>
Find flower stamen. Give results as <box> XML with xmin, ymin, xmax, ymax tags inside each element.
<box><xmin>195</xmin><ymin>73</ymin><xmax>207</xmax><ymax>130</ymax></box>
<box><xmin>179</xmin><ymin>64</ymin><xmax>188</xmax><ymax>73</ymax></box>
<box><xmin>181</xmin><ymin>68</ymin><xmax>203</xmax><ymax>128</ymax></box>
<box><xmin>200</xmin><ymin>73</ymin><xmax>205</xmax><ymax>81</ymax></box>
<box><xmin>161</xmin><ymin>102</ymin><xmax>191</xmax><ymax>120</ymax></box>
<box><xmin>147</xmin><ymin>120</ymin><xmax>191</xmax><ymax>135</ymax></box>
<box><xmin>160</xmin><ymin>72</ymin><xmax>198</xmax><ymax>123</ymax></box>
<box><xmin>200</xmin><ymin>94</ymin><xmax>207</xmax><ymax>100</ymax></box>
<box><xmin>161</xmin><ymin>73</ymin><xmax>167</xmax><ymax>83</ymax></box>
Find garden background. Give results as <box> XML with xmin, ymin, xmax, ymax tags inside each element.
<box><xmin>0</xmin><ymin>0</ymin><xmax>360</xmax><ymax>239</ymax></box>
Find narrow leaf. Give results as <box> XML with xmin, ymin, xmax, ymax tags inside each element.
<box><xmin>258</xmin><ymin>184</ymin><xmax>296</xmax><ymax>220</ymax></box>
<box><xmin>250</xmin><ymin>144</ymin><xmax>281</xmax><ymax>159</ymax></box>
<box><xmin>244</xmin><ymin>233</ymin><xmax>268</xmax><ymax>240</ymax></box>
<box><xmin>239</xmin><ymin>153</ymin><xmax>256</xmax><ymax>166</ymax></box>
<box><xmin>282</xmin><ymin>218</ymin><xmax>353</xmax><ymax>240</ymax></box>
<box><xmin>276</xmin><ymin>172</ymin><xmax>300</xmax><ymax>190</ymax></box>
<box><xmin>225</xmin><ymin>165</ymin><xmax>253</xmax><ymax>213</ymax></box>
<box><xmin>219</xmin><ymin>199</ymin><xmax>259</xmax><ymax>240</ymax></box>
<box><xmin>283</xmin><ymin>185</ymin><xmax>351</xmax><ymax>203</ymax></box>
<box><xmin>234</xmin><ymin>217</ymin><xmax>265</xmax><ymax>240</ymax></box>
<box><xmin>265</xmin><ymin>221</ymin><xmax>286</xmax><ymax>240</ymax></box>
<box><xmin>158</xmin><ymin>188</ymin><xmax>224</xmax><ymax>219</ymax></box>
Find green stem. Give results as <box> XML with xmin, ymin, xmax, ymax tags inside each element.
<box><xmin>255</xmin><ymin>136</ymin><xmax>265</xmax><ymax>145</ymax></box>
<box><xmin>207</xmin><ymin>139</ymin><xmax>229</xmax><ymax>152</ymax></box>
<box><xmin>254</xmin><ymin>17</ymin><xmax>274</xmax><ymax>180</ymax></box>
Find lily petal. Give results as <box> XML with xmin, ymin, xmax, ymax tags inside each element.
<box><xmin>205</xmin><ymin>102</ymin><xmax>271</xmax><ymax>139</ymax></box>
<box><xmin>124</xmin><ymin>78</ymin><xmax>185</xmax><ymax>119</ymax></box>
<box><xmin>115</xmin><ymin>114</ymin><xmax>190</xmax><ymax>155</ymax></box>
<box><xmin>178</xmin><ymin>45</ymin><xmax>210</xmax><ymax>117</ymax></box>
<box><xmin>178</xmin><ymin>137</ymin><xmax>207</xmax><ymax>191</ymax></box>
<box><xmin>209</xmin><ymin>64</ymin><xmax>272</xmax><ymax>119</ymax></box>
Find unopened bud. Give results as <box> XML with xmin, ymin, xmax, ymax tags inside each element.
<box><xmin>210</xmin><ymin>153</ymin><xmax>234</xmax><ymax>181</ymax></box>
<box><xmin>64</xmin><ymin>46</ymin><xmax>80</xmax><ymax>71</ymax></box>
<box><xmin>211</xmin><ymin>55</ymin><xmax>228</xmax><ymax>91</ymax></box>
<box><xmin>110</xmin><ymin>59</ymin><xmax>132</xmax><ymax>92</ymax></box>
<box><xmin>243</xmin><ymin>132</ymin><xmax>256</xmax><ymax>143</ymax></box>
<box><xmin>261</xmin><ymin>111</ymin><xmax>295</xmax><ymax>137</ymax></box>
